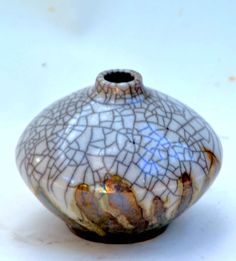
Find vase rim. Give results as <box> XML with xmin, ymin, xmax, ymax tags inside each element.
<box><xmin>95</xmin><ymin>69</ymin><xmax>144</xmax><ymax>94</ymax></box>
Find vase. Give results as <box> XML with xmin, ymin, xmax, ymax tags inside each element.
<box><xmin>16</xmin><ymin>69</ymin><xmax>222</xmax><ymax>243</ymax></box>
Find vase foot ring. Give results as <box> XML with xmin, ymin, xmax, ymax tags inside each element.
<box><xmin>67</xmin><ymin>225</ymin><xmax>169</xmax><ymax>244</ymax></box>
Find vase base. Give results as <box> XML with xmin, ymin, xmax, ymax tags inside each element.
<box><xmin>67</xmin><ymin>225</ymin><xmax>169</xmax><ymax>244</ymax></box>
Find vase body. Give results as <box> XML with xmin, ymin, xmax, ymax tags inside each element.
<box><xmin>16</xmin><ymin>69</ymin><xmax>222</xmax><ymax>243</ymax></box>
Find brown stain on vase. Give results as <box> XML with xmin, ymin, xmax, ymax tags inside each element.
<box><xmin>75</xmin><ymin>183</ymin><xmax>123</xmax><ymax>233</ymax></box>
<box><xmin>75</xmin><ymin>175</ymin><xmax>150</xmax><ymax>234</ymax></box>
<box><xmin>202</xmin><ymin>149</ymin><xmax>220</xmax><ymax>192</ymax></box>
<box><xmin>176</xmin><ymin>172</ymin><xmax>193</xmax><ymax>216</ymax></box>
<box><xmin>104</xmin><ymin>175</ymin><xmax>147</xmax><ymax>230</ymax></box>
<box><xmin>150</xmin><ymin>196</ymin><xmax>166</xmax><ymax>225</ymax></box>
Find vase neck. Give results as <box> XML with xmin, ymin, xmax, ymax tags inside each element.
<box><xmin>89</xmin><ymin>69</ymin><xmax>146</xmax><ymax>104</ymax></box>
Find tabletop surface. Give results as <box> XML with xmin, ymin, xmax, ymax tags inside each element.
<box><xmin>0</xmin><ymin>1</ymin><xmax>235</xmax><ymax>260</ymax></box>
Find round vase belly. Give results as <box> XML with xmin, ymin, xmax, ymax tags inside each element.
<box><xmin>16</xmin><ymin>69</ymin><xmax>222</xmax><ymax>243</ymax></box>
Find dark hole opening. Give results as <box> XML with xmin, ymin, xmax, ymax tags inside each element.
<box><xmin>104</xmin><ymin>72</ymin><xmax>134</xmax><ymax>83</ymax></box>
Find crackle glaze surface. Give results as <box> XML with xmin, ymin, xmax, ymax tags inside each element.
<box><xmin>16</xmin><ymin>69</ymin><xmax>222</xmax><ymax>243</ymax></box>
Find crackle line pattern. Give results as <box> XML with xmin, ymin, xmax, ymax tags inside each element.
<box><xmin>16</xmin><ymin>84</ymin><xmax>222</xmax><ymax>235</ymax></box>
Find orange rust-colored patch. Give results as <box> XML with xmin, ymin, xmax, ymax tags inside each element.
<box><xmin>105</xmin><ymin>175</ymin><xmax>130</xmax><ymax>193</ymax></box>
<box><xmin>77</xmin><ymin>183</ymin><xmax>89</xmax><ymax>192</ymax></box>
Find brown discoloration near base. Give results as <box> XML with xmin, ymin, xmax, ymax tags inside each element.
<box><xmin>104</xmin><ymin>175</ymin><xmax>147</xmax><ymax>229</ymax></box>
<box><xmin>75</xmin><ymin>183</ymin><xmax>102</xmax><ymax>222</ymax></box>
<box><xmin>150</xmin><ymin>196</ymin><xmax>166</xmax><ymax>225</ymax></box>
<box><xmin>75</xmin><ymin>183</ymin><xmax>123</xmax><ymax>233</ymax></box>
<box><xmin>176</xmin><ymin>172</ymin><xmax>193</xmax><ymax>216</ymax></box>
<box><xmin>75</xmin><ymin>175</ymin><xmax>149</xmax><ymax>234</ymax></box>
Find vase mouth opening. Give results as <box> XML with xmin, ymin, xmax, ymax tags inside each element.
<box><xmin>95</xmin><ymin>69</ymin><xmax>144</xmax><ymax>92</ymax></box>
<box><xmin>104</xmin><ymin>71</ymin><xmax>135</xmax><ymax>84</ymax></box>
